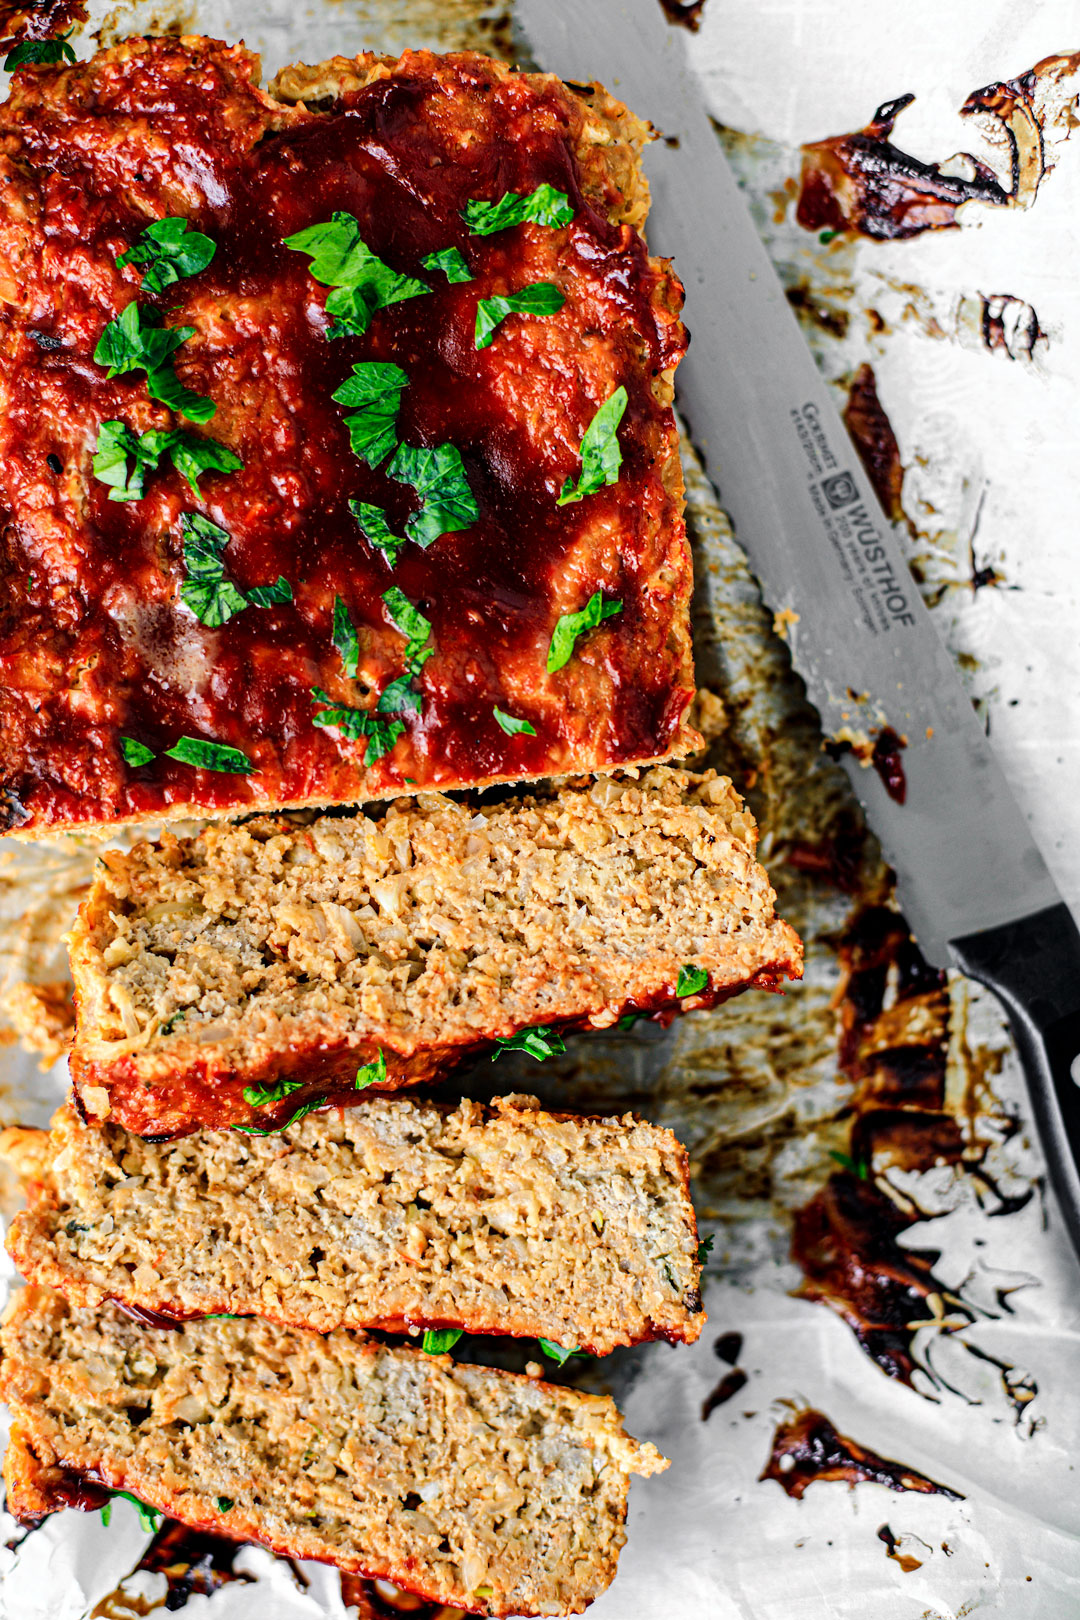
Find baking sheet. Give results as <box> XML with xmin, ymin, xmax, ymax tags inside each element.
<box><xmin>1</xmin><ymin>2</ymin><xmax>1079</xmax><ymax>1616</ymax></box>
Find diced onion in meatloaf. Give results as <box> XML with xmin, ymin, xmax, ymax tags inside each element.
<box><xmin>67</xmin><ymin>767</ymin><xmax>803</xmax><ymax>1136</ymax></box>
<box><xmin>0</xmin><ymin>1288</ymin><xmax>666</xmax><ymax>1617</ymax></box>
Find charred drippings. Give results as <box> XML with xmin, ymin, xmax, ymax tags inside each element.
<box><xmin>657</xmin><ymin>0</ymin><xmax>708</xmax><ymax>30</ymax></box>
<box><xmin>701</xmin><ymin>1367</ymin><xmax>748</xmax><ymax>1421</ymax></box>
<box><xmin>784</xmin><ymin>284</ymin><xmax>850</xmax><ymax>341</ymax></box>
<box><xmin>843</xmin><ymin>364</ymin><xmax>904</xmax><ymax>525</ymax></box>
<box><xmin>981</xmin><ymin>294</ymin><xmax>1045</xmax><ymax>361</ymax></box>
<box><xmin>0</xmin><ymin>0</ymin><xmax>85</xmax><ymax>50</ymax></box>
<box><xmin>870</xmin><ymin>727</ymin><xmax>907</xmax><ymax>805</ymax></box>
<box><xmin>760</xmin><ymin>1407</ymin><xmax>962</xmax><ymax>1501</ymax></box>
<box><xmin>340</xmin><ymin>1573</ymin><xmax>460</xmax><ymax>1617</ymax></box>
<box><xmin>877</xmin><ymin>1522</ymin><xmax>925</xmax><ymax>1573</ymax></box>
<box><xmin>134</xmin><ymin>1520</ymin><xmax>255</xmax><ymax>1610</ymax></box>
<box><xmin>785</xmin><ymin>810</ymin><xmax>868</xmax><ymax>894</ymax></box>
<box><xmin>714</xmin><ymin>1330</ymin><xmax>743</xmax><ymax>1365</ymax></box>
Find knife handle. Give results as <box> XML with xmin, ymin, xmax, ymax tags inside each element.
<box><xmin>951</xmin><ymin>902</ymin><xmax>1080</xmax><ymax>1253</ymax></box>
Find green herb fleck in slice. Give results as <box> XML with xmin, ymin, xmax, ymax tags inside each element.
<box><xmin>422</xmin><ymin>1328</ymin><xmax>464</xmax><ymax>1355</ymax></box>
<box><xmin>162</xmin><ymin>735</ymin><xmax>252</xmax><ymax>774</ymax></box>
<box><xmin>4</xmin><ymin>32</ymin><xmax>76</xmax><ymax>71</ymax></box>
<box><xmin>463</xmin><ymin>184</ymin><xmax>574</xmax><ymax>236</ymax></box>
<box><xmin>676</xmin><ymin>964</ymin><xmax>709</xmax><ymax>997</ymax></box>
<box><xmin>492</xmin><ymin>706</ymin><xmax>536</xmax><ymax>736</ymax></box>
<box><xmin>116</xmin><ymin>216</ymin><xmax>216</xmax><ymax>295</ymax></box>
<box><xmin>474</xmin><ymin>283</ymin><xmax>564</xmax><ymax>350</ymax></box>
<box><xmin>349</xmin><ymin>499</ymin><xmax>407</xmax><ymax>566</ymax></box>
<box><xmin>616</xmin><ymin>1011</ymin><xmax>644</xmax><ymax>1031</ymax></box>
<box><xmin>246</xmin><ymin>577</ymin><xmax>292</xmax><ymax>608</ymax></box>
<box><xmin>556</xmin><ymin>386</ymin><xmax>628</xmax><ymax>505</ymax></box>
<box><xmin>537</xmin><ymin>1338</ymin><xmax>589</xmax><ymax>1367</ymax></box>
<box><xmin>421</xmin><ymin>246</ymin><xmax>473</xmax><ymax>283</ymax></box>
<box><xmin>491</xmin><ymin>1025</ymin><xmax>566</xmax><ymax>1063</ymax></box>
<box><xmin>333</xmin><ymin>595</ymin><xmax>361</xmax><ymax>678</ymax></box>
<box><xmin>355</xmin><ymin>1049</ymin><xmax>387</xmax><ymax>1089</ymax></box>
<box><xmin>696</xmin><ymin>1234</ymin><xmax>714</xmax><ymax>1265</ymax></box>
<box><xmin>828</xmin><ymin>1149</ymin><xmax>870</xmax><ymax>1180</ymax></box>
<box><xmin>178</xmin><ymin>513</ymin><xmax>247</xmax><ymax>627</ymax></box>
<box><xmin>387</xmin><ymin>442</ymin><xmax>478</xmax><ymax>549</ymax></box>
<box><xmin>120</xmin><ymin>736</ymin><xmax>155</xmax><ymax>767</ymax></box>
<box><xmin>310</xmin><ymin>687</ymin><xmax>406</xmax><ymax>768</ymax></box>
<box><xmin>332</xmin><ymin>361</ymin><xmax>409</xmax><ymax>469</ymax></box>
<box><xmin>284</xmin><ymin>212</ymin><xmax>429</xmax><ymax>340</ymax></box>
<box><xmin>216</xmin><ymin>1497</ymin><xmax>235</xmax><ymax>1512</ymax></box>
<box><xmin>243</xmin><ymin>1078</ymin><xmax>305</xmax><ymax>1108</ymax></box>
<box><xmin>546</xmin><ymin>591</ymin><xmax>623</xmax><ymax>674</ymax></box>
<box><xmin>233</xmin><ymin>1097</ymin><xmax>323</xmax><ymax>1136</ymax></box>
<box><xmin>100</xmin><ymin>1491</ymin><xmax>163</xmax><ymax>1534</ymax></box>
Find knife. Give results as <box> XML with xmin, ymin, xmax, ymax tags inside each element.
<box><xmin>517</xmin><ymin>0</ymin><xmax>1080</xmax><ymax>1253</ymax></box>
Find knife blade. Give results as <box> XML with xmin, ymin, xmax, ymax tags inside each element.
<box><xmin>517</xmin><ymin>0</ymin><xmax>1080</xmax><ymax>1250</ymax></box>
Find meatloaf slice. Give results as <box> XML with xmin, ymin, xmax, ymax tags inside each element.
<box><xmin>2</xmin><ymin>1093</ymin><xmax>704</xmax><ymax>1354</ymax></box>
<box><xmin>0</xmin><ymin>35</ymin><xmax>696</xmax><ymax>838</ymax></box>
<box><xmin>0</xmin><ymin>1288</ymin><xmax>666</xmax><ymax>1617</ymax></box>
<box><xmin>67</xmin><ymin>767</ymin><xmax>803</xmax><ymax>1136</ymax></box>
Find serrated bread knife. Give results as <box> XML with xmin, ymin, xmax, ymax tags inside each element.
<box><xmin>517</xmin><ymin>0</ymin><xmax>1080</xmax><ymax>1255</ymax></box>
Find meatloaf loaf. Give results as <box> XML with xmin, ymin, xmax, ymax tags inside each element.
<box><xmin>67</xmin><ymin>767</ymin><xmax>803</xmax><ymax>1135</ymax></box>
<box><xmin>2</xmin><ymin>1093</ymin><xmax>704</xmax><ymax>1354</ymax></box>
<box><xmin>0</xmin><ymin>34</ymin><xmax>696</xmax><ymax>837</ymax></box>
<box><xmin>0</xmin><ymin>1287</ymin><xmax>666</xmax><ymax>1617</ymax></box>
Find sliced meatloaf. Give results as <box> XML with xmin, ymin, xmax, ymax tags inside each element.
<box><xmin>0</xmin><ymin>1287</ymin><xmax>666</xmax><ymax>1617</ymax></box>
<box><xmin>67</xmin><ymin>767</ymin><xmax>803</xmax><ymax>1135</ymax></box>
<box><xmin>2</xmin><ymin>1093</ymin><xmax>705</xmax><ymax>1354</ymax></box>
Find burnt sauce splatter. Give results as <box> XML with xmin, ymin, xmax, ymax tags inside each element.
<box><xmin>702</xmin><ymin>1367</ymin><xmax>749</xmax><ymax>1421</ymax></box>
<box><xmin>760</xmin><ymin>1408</ymin><xmax>962</xmax><ymax>1501</ymax></box>
<box><xmin>657</xmin><ymin>0</ymin><xmax>709</xmax><ymax>29</ymax></box>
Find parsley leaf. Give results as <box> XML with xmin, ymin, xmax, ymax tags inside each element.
<box><xmin>243</xmin><ymin>1078</ymin><xmax>305</xmax><ymax>1108</ymax></box>
<box><xmin>382</xmin><ymin>585</ymin><xmax>432</xmax><ymax>667</ymax></box>
<box><xmin>463</xmin><ymin>184</ymin><xmax>574</xmax><ymax>236</ymax></box>
<box><xmin>120</xmin><ymin>736</ymin><xmax>155</xmax><ymax>767</ymax></box>
<box><xmin>93</xmin><ymin>420</ymin><xmax>241</xmax><ymax>501</ymax></box>
<box><xmin>557</xmin><ymin>386</ymin><xmax>628</xmax><ymax>505</ymax></box>
<box><xmin>116</xmin><ymin>216</ymin><xmax>216</xmax><ymax>295</ymax></box>
<box><xmin>828</xmin><ymin>1149</ymin><xmax>870</xmax><ymax>1181</ymax></box>
<box><xmin>546</xmin><ymin>591</ymin><xmax>623</xmax><ymax>673</ymax></box>
<box><xmin>233</xmin><ymin>1097</ymin><xmax>323</xmax><ymax>1136</ymax></box>
<box><xmin>696</xmin><ymin>1234</ymin><xmax>714</xmax><ymax>1265</ymax></box>
<box><xmin>333</xmin><ymin>595</ymin><xmax>361</xmax><ymax>678</ymax></box>
<box><xmin>493</xmin><ymin>706</ymin><xmax>536</xmax><ymax>736</ymax></box>
<box><xmin>491</xmin><ymin>1025</ymin><xmax>566</xmax><ymax>1063</ymax></box>
<box><xmin>179</xmin><ymin>513</ymin><xmax>248</xmax><ymax>627</ymax></box>
<box><xmin>284</xmin><ymin>212</ymin><xmax>429</xmax><ymax>339</ymax></box>
<box><xmin>421</xmin><ymin>247</ymin><xmax>473</xmax><ymax>283</ymax></box>
<box><xmin>349</xmin><ymin>499</ymin><xmax>407</xmax><ymax>566</ymax></box>
<box><xmin>332</xmin><ymin>362</ymin><xmax>409</xmax><ymax>469</ymax></box>
<box><xmin>537</xmin><ymin>1338</ymin><xmax>589</xmax><ymax>1367</ymax></box>
<box><xmin>216</xmin><ymin>1497</ymin><xmax>235</xmax><ymax>1511</ymax></box>
<box><xmin>94</xmin><ymin>302</ymin><xmax>214</xmax><ymax>422</ymax></box>
<box><xmin>422</xmin><ymin>1328</ymin><xmax>464</xmax><ymax>1355</ymax></box>
<box><xmin>676</xmin><ymin>964</ymin><xmax>709</xmax><ymax>997</ymax></box>
<box><xmin>310</xmin><ymin>687</ymin><xmax>406</xmax><ymax>767</ymax></box>
<box><xmin>4</xmin><ymin>33</ymin><xmax>76</xmax><ymax>71</ymax></box>
<box><xmin>356</xmin><ymin>1049</ymin><xmax>387</xmax><ymax>1089</ymax></box>
<box><xmin>475</xmin><ymin>283</ymin><xmax>564</xmax><ymax>350</ymax></box>
<box><xmin>100</xmin><ymin>1490</ymin><xmax>162</xmax><ymax>1535</ymax></box>
<box><xmin>162</xmin><ymin>736</ymin><xmax>252</xmax><ymax>773</ymax></box>
<box><xmin>617</xmin><ymin>1011</ymin><xmax>644</xmax><ymax>1031</ymax></box>
<box><xmin>387</xmin><ymin>442</ymin><xmax>478</xmax><ymax>548</ymax></box>
<box><xmin>246</xmin><ymin>577</ymin><xmax>292</xmax><ymax>608</ymax></box>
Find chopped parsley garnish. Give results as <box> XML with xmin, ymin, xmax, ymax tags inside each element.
<box><xmin>387</xmin><ymin>442</ymin><xmax>478</xmax><ymax>548</ymax></box>
<box><xmin>355</xmin><ymin>1049</ymin><xmax>387</xmax><ymax>1089</ymax></box>
<box><xmin>382</xmin><ymin>586</ymin><xmax>432</xmax><ymax>667</ymax></box>
<box><xmin>234</xmin><ymin>1098</ymin><xmax>323</xmax><ymax>1136</ymax></box>
<box><xmin>100</xmin><ymin>1491</ymin><xmax>162</xmax><ymax>1534</ymax></box>
<box><xmin>546</xmin><ymin>591</ymin><xmax>623</xmax><ymax>673</ymax></box>
<box><xmin>216</xmin><ymin>1497</ymin><xmax>235</xmax><ymax>1512</ymax></box>
<box><xmin>120</xmin><ymin>736</ymin><xmax>155</xmax><ymax>767</ymax></box>
<box><xmin>93</xmin><ymin>420</ymin><xmax>242</xmax><ymax>501</ymax></box>
<box><xmin>421</xmin><ymin>247</ymin><xmax>473</xmax><ymax>283</ymax></box>
<box><xmin>350</xmin><ymin>499</ymin><xmax>407</xmax><ymax>567</ymax></box>
<box><xmin>463</xmin><ymin>184</ymin><xmax>574</xmax><ymax>236</ymax></box>
<box><xmin>93</xmin><ymin>301</ymin><xmax>215</xmax><ymax>422</ymax></box>
<box><xmin>4</xmin><ymin>32</ymin><xmax>76</xmax><ymax>71</ymax></box>
<box><xmin>491</xmin><ymin>1025</ymin><xmax>566</xmax><ymax>1062</ymax></box>
<box><xmin>179</xmin><ymin>512</ymin><xmax>290</xmax><ymax>626</ymax></box>
<box><xmin>828</xmin><ymin>1149</ymin><xmax>870</xmax><ymax>1181</ymax></box>
<box><xmin>310</xmin><ymin>687</ymin><xmax>405</xmax><ymax>767</ymax></box>
<box><xmin>243</xmin><ymin>1078</ymin><xmax>305</xmax><ymax>1108</ymax></box>
<box><xmin>556</xmin><ymin>386</ymin><xmax>628</xmax><ymax>505</ymax></box>
<box><xmin>474</xmin><ymin>283</ymin><xmax>564</xmax><ymax>350</ymax></box>
<box><xmin>332</xmin><ymin>361</ymin><xmax>409</xmax><ymax>469</ymax></box>
<box><xmin>537</xmin><ymin>1338</ymin><xmax>589</xmax><ymax>1367</ymax></box>
<box><xmin>284</xmin><ymin>212</ymin><xmax>429</xmax><ymax>339</ymax></box>
<box><xmin>333</xmin><ymin>594</ymin><xmax>361</xmax><ymax>678</ymax></box>
<box><xmin>493</xmin><ymin>706</ymin><xmax>536</xmax><ymax>737</ymax></box>
<box><xmin>422</xmin><ymin>1328</ymin><xmax>464</xmax><ymax>1355</ymax></box>
<box><xmin>162</xmin><ymin>736</ymin><xmax>252</xmax><ymax>774</ymax></box>
<box><xmin>676</xmin><ymin>964</ymin><xmax>709</xmax><ymax>997</ymax></box>
<box><xmin>696</xmin><ymin>1234</ymin><xmax>714</xmax><ymax>1265</ymax></box>
<box><xmin>617</xmin><ymin>1011</ymin><xmax>644</xmax><ymax>1031</ymax></box>
<box><xmin>116</xmin><ymin>216</ymin><xmax>216</xmax><ymax>295</ymax></box>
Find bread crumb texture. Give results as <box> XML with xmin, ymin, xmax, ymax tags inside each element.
<box><xmin>0</xmin><ymin>1287</ymin><xmax>666</xmax><ymax>1616</ymax></box>
<box><xmin>3</xmin><ymin>1093</ymin><xmax>704</xmax><ymax>1353</ymax></box>
<box><xmin>67</xmin><ymin>768</ymin><xmax>803</xmax><ymax>1133</ymax></box>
